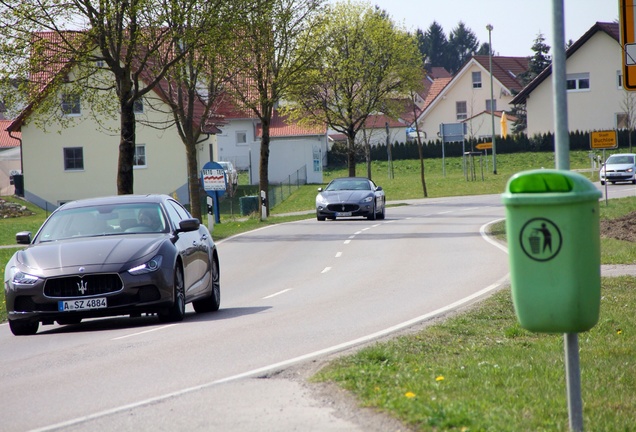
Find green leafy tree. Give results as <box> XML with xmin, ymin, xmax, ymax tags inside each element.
<box><xmin>0</xmin><ymin>0</ymin><xmax>212</xmax><ymax>195</ymax></box>
<box><xmin>284</xmin><ymin>0</ymin><xmax>424</xmax><ymax>177</ymax></box>
<box><xmin>222</xmin><ymin>0</ymin><xmax>326</xmax><ymax>218</ymax></box>
<box><xmin>149</xmin><ymin>2</ymin><xmax>243</xmax><ymax>221</ymax></box>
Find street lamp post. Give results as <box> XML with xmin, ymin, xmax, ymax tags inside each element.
<box><xmin>487</xmin><ymin>24</ymin><xmax>497</xmax><ymax>174</ymax></box>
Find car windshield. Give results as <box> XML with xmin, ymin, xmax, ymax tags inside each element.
<box><xmin>37</xmin><ymin>203</ymin><xmax>168</xmax><ymax>242</ymax></box>
<box><xmin>325</xmin><ymin>179</ymin><xmax>371</xmax><ymax>191</ymax></box>
<box><xmin>607</xmin><ymin>155</ymin><xmax>635</xmax><ymax>164</ymax></box>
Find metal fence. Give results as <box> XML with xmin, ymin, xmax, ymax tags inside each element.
<box><xmin>267</xmin><ymin>165</ymin><xmax>307</xmax><ymax>209</ymax></box>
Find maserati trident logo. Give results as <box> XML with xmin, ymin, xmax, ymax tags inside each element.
<box><xmin>77</xmin><ymin>279</ymin><xmax>88</xmax><ymax>295</ymax></box>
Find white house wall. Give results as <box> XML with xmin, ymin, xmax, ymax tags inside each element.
<box><xmin>21</xmin><ymin>91</ymin><xmax>214</xmax><ymax>210</ymax></box>
<box><xmin>420</xmin><ymin>62</ymin><xmax>515</xmax><ymax>141</ymax></box>
<box><xmin>248</xmin><ymin>136</ymin><xmax>325</xmax><ymax>186</ymax></box>
<box><xmin>216</xmin><ymin>118</ymin><xmax>256</xmax><ymax>170</ymax></box>
<box><xmin>526</xmin><ymin>31</ymin><xmax>623</xmax><ymax>136</ymax></box>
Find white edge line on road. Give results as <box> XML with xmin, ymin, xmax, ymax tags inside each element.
<box><xmin>480</xmin><ymin>218</ymin><xmax>509</xmax><ymax>254</ymax></box>
<box><xmin>111</xmin><ymin>324</ymin><xmax>177</xmax><ymax>341</ymax></box>
<box><xmin>29</xmin><ymin>219</ymin><xmax>510</xmax><ymax>432</ymax></box>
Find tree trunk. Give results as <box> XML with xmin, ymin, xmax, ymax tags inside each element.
<box><xmin>117</xmin><ymin>102</ymin><xmax>136</xmax><ymax>195</ymax></box>
<box><xmin>347</xmin><ymin>134</ymin><xmax>356</xmax><ymax>177</ymax></box>
<box><xmin>186</xmin><ymin>141</ymin><xmax>202</xmax><ymax>221</ymax></box>
<box><xmin>260</xmin><ymin>119</ymin><xmax>271</xmax><ymax>218</ymax></box>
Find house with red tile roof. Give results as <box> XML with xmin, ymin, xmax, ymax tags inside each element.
<box><xmin>511</xmin><ymin>22</ymin><xmax>624</xmax><ymax>136</ymax></box>
<box><xmin>415</xmin><ymin>55</ymin><xmax>529</xmax><ymax>142</ymax></box>
<box><xmin>214</xmin><ymin>93</ymin><xmax>327</xmax><ymax>185</ymax></box>
<box><xmin>6</xmin><ymin>31</ymin><xmax>222</xmax><ymax>210</ymax></box>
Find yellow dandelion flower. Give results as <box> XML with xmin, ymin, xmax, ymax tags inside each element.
<box><xmin>617</xmin><ymin>329</ymin><xmax>623</xmax><ymax>335</ymax></box>
<box><xmin>405</xmin><ymin>391</ymin><xmax>416</xmax><ymax>398</ymax></box>
<box><xmin>435</xmin><ymin>376</ymin><xmax>444</xmax><ymax>382</ymax></box>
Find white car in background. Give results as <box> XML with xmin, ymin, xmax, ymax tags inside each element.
<box><xmin>599</xmin><ymin>153</ymin><xmax>636</xmax><ymax>185</ymax></box>
<box><xmin>218</xmin><ymin>161</ymin><xmax>238</xmax><ymax>187</ymax></box>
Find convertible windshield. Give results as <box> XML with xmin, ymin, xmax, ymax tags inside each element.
<box><xmin>325</xmin><ymin>180</ymin><xmax>371</xmax><ymax>191</ymax></box>
<box><xmin>37</xmin><ymin>203</ymin><xmax>168</xmax><ymax>242</ymax></box>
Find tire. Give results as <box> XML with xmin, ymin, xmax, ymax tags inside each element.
<box><xmin>317</xmin><ymin>214</ymin><xmax>326</xmax><ymax>221</ymax></box>
<box><xmin>9</xmin><ymin>320</ymin><xmax>39</xmax><ymax>336</ymax></box>
<box><xmin>600</xmin><ymin>180</ymin><xmax>605</xmax><ymax>185</ymax></box>
<box><xmin>377</xmin><ymin>204</ymin><xmax>385</xmax><ymax>220</ymax></box>
<box><xmin>57</xmin><ymin>317</ymin><xmax>82</xmax><ymax>325</ymax></box>
<box><xmin>193</xmin><ymin>258</ymin><xmax>221</xmax><ymax>313</ymax></box>
<box><xmin>159</xmin><ymin>265</ymin><xmax>186</xmax><ymax>323</ymax></box>
<box><xmin>367</xmin><ymin>203</ymin><xmax>377</xmax><ymax>220</ymax></box>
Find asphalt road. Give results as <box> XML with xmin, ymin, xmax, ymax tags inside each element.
<box><xmin>2</xmin><ymin>183</ymin><xmax>630</xmax><ymax>432</ymax></box>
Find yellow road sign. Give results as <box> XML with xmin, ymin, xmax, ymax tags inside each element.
<box><xmin>590</xmin><ymin>130</ymin><xmax>618</xmax><ymax>149</ymax></box>
<box><xmin>621</xmin><ymin>0</ymin><xmax>636</xmax><ymax>90</ymax></box>
<box><xmin>476</xmin><ymin>142</ymin><xmax>492</xmax><ymax>150</ymax></box>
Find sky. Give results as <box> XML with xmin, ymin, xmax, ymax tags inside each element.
<box><xmin>357</xmin><ymin>0</ymin><xmax>618</xmax><ymax>57</ymax></box>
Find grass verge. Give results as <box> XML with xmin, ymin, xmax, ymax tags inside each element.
<box><xmin>313</xmin><ymin>279</ymin><xmax>635</xmax><ymax>431</ymax></box>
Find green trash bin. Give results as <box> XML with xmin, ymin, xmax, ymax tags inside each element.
<box><xmin>501</xmin><ymin>169</ymin><xmax>602</xmax><ymax>333</ymax></box>
<box><xmin>239</xmin><ymin>196</ymin><xmax>259</xmax><ymax>216</ymax></box>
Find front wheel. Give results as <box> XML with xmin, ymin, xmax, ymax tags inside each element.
<box><xmin>367</xmin><ymin>203</ymin><xmax>377</xmax><ymax>220</ymax></box>
<box><xmin>193</xmin><ymin>258</ymin><xmax>221</xmax><ymax>313</ymax></box>
<box><xmin>377</xmin><ymin>204</ymin><xmax>385</xmax><ymax>220</ymax></box>
<box><xmin>159</xmin><ymin>265</ymin><xmax>186</xmax><ymax>323</ymax></box>
<box><xmin>10</xmin><ymin>319</ymin><xmax>39</xmax><ymax>336</ymax></box>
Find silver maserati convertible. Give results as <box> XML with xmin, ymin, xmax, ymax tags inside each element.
<box><xmin>315</xmin><ymin>177</ymin><xmax>386</xmax><ymax>221</ymax></box>
<box><xmin>4</xmin><ymin>194</ymin><xmax>220</xmax><ymax>336</ymax></box>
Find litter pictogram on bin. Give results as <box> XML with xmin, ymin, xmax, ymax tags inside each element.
<box><xmin>520</xmin><ymin>217</ymin><xmax>562</xmax><ymax>262</ymax></box>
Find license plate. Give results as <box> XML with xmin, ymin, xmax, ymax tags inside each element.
<box><xmin>335</xmin><ymin>212</ymin><xmax>352</xmax><ymax>217</ymax></box>
<box><xmin>58</xmin><ymin>298</ymin><xmax>107</xmax><ymax>311</ymax></box>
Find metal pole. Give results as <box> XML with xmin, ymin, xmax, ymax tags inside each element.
<box><xmin>487</xmin><ymin>24</ymin><xmax>497</xmax><ymax>174</ymax></box>
<box><xmin>552</xmin><ymin>1</ymin><xmax>582</xmax><ymax>431</ymax></box>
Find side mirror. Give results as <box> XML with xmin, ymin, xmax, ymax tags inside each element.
<box><xmin>16</xmin><ymin>231</ymin><xmax>32</xmax><ymax>245</ymax></box>
<box><xmin>177</xmin><ymin>218</ymin><xmax>200</xmax><ymax>233</ymax></box>
<box><xmin>317</xmin><ymin>187</ymin><xmax>323</xmax><ymax>192</ymax></box>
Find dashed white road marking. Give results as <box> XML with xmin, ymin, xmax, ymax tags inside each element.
<box><xmin>335</xmin><ymin>252</ymin><xmax>342</xmax><ymax>258</ymax></box>
<box><xmin>321</xmin><ymin>267</ymin><xmax>332</xmax><ymax>274</ymax></box>
<box><xmin>262</xmin><ymin>289</ymin><xmax>292</xmax><ymax>299</ymax></box>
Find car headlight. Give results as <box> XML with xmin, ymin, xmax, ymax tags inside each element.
<box><xmin>128</xmin><ymin>255</ymin><xmax>163</xmax><ymax>275</ymax></box>
<box><xmin>316</xmin><ymin>195</ymin><xmax>327</xmax><ymax>205</ymax></box>
<box><xmin>9</xmin><ymin>267</ymin><xmax>40</xmax><ymax>285</ymax></box>
<box><xmin>627</xmin><ymin>168</ymin><xmax>634</xmax><ymax>173</ymax></box>
<box><xmin>361</xmin><ymin>196</ymin><xmax>373</xmax><ymax>203</ymax></box>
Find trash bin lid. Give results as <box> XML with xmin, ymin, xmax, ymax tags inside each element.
<box><xmin>502</xmin><ymin>169</ymin><xmax>601</xmax><ymax>205</ymax></box>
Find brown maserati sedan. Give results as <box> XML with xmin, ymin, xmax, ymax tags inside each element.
<box><xmin>3</xmin><ymin>194</ymin><xmax>220</xmax><ymax>335</ymax></box>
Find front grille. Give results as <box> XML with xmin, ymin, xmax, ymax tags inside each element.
<box><xmin>327</xmin><ymin>204</ymin><xmax>358</xmax><ymax>212</ymax></box>
<box><xmin>44</xmin><ymin>274</ymin><xmax>123</xmax><ymax>297</ymax></box>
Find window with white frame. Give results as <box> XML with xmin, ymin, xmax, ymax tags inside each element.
<box><xmin>61</xmin><ymin>93</ymin><xmax>81</xmax><ymax>115</ymax></box>
<box><xmin>456</xmin><ymin>101</ymin><xmax>467</xmax><ymax>120</ymax></box>
<box><xmin>133</xmin><ymin>145</ymin><xmax>146</xmax><ymax>167</ymax></box>
<box><xmin>472</xmin><ymin>71</ymin><xmax>482</xmax><ymax>88</ymax></box>
<box><xmin>236</xmin><ymin>131</ymin><xmax>247</xmax><ymax>146</ymax></box>
<box><xmin>486</xmin><ymin>99</ymin><xmax>497</xmax><ymax>112</ymax></box>
<box><xmin>133</xmin><ymin>98</ymin><xmax>144</xmax><ymax>114</ymax></box>
<box><xmin>63</xmin><ymin>147</ymin><xmax>84</xmax><ymax>170</ymax></box>
<box><xmin>617</xmin><ymin>113</ymin><xmax>629</xmax><ymax>129</ymax></box>
<box><xmin>566</xmin><ymin>73</ymin><xmax>590</xmax><ymax>91</ymax></box>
